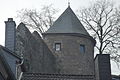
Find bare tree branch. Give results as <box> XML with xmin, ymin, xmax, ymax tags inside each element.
<box><xmin>17</xmin><ymin>4</ymin><xmax>58</xmax><ymax>35</ymax></box>
<box><xmin>77</xmin><ymin>0</ymin><xmax>120</xmax><ymax>63</ymax></box>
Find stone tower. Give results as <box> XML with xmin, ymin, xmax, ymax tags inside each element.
<box><xmin>43</xmin><ymin>6</ymin><xmax>96</xmax><ymax>75</ymax></box>
<box><xmin>5</xmin><ymin>18</ymin><xmax>16</xmax><ymax>52</ymax></box>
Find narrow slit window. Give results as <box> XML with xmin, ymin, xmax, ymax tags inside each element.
<box><xmin>80</xmin><ymin>44</ymin><xmax>85</xmax><ymax>53</ymax></box>
<box><xmin>55</xmin><ymin>43</ymin><xmax>61</xmax><ymax>51</ymax></box>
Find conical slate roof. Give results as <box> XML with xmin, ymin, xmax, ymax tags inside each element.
<box><xmin>46</xmin><ymin>6</ymin><xmax>89</xmax><ymax>36</ymax></box>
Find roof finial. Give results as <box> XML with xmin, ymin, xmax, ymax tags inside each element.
<box><xmin>68</xmin><ymin>0</ymin><xmax>70</xmax><ymax>7</ymax></box>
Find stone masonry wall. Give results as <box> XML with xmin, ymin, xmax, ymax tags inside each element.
<box><xmin>15</xmin><ymin>23</ymin><xmax>56</xmax><ymax>73</ymax></box>
<box><xmin>94</xmin><ymin>54</ymin><xmax>112</xmax><ymax>80</ymax></box>
<box><xmin>43</xmin><ymin>34</ymin><xmax>95</xmax><ymax>75</ymax></box>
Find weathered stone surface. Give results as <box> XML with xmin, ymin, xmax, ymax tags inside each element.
<box><xmin>42</xmin><ymin>6</ymin><xmax>95</xmax><ymax>76</ymax></box>
<box><xmin>43</xmin><ymin>34</ymin><xmax>95</xmax><ymax>75</ymax></box>
<box><xmin>95</xmin><ymin>54</ymin><xmax>112</xmax><ymax>80</ymax></box>
<box><xmin>15</xmin><ymin>23</ymin><xmax>56</xmax><ymax>73</ymax></box>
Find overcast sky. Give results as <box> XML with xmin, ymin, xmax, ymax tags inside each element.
<box><xmin>0</xmin><ymin>0</ymin><xmax>120</xmax><ymax>75</ymax></box>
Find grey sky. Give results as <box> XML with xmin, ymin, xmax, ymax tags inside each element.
<box><xmin>0</xmin><ymin>0</ymin><xmax>120</xmax><ymax>75</ymax></box>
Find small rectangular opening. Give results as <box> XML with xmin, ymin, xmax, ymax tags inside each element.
<box><xmin>55</xmin><ymin>43</ymin><xmax>61</xmax><ymax>51</ymax></box>
<box><xmin>80</xmin><ymin>44</ymin><xmax>85</xmax><ymax>53</ymax></box>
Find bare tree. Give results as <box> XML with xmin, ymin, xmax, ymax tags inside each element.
<box><xmin>77</xmin><ymin>0</ymin><xmax>120</xmax><ymax>63</ymax></box>
<box><xmin>17</xmin><ymin>4</ymin><xmax>58</xmax><ymax>34</ymax></box>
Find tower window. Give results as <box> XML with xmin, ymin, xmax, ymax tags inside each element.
<box><xmin>80</xmin><ymin>44</ymin><xmax>85</xmax><ymax>53</ymax></box>
<box><xmin>55</xmin><ymin>43</ymin><xmax>61</xmax><ymax>51</ymax></box>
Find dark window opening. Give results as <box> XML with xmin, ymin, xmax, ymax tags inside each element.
<box><xmin>55</xmin><ymin>43</ymin><xmax>61</xmax><ymax>51</ymax></box>
<box><xmin>80</xmin><ymin>44</ymin><xmax>85</xmax><ymax>53</ymax></box>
